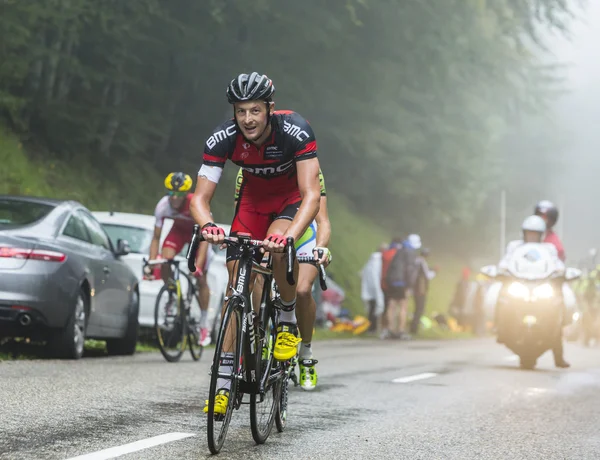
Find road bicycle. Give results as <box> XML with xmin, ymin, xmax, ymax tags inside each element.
<box><xmin>186</xmin><ymin>225</ymin><xmax>327</xmax><ymax>454</ymax></box>
<box><xmin>143</xmin><ymin>258</ymin><xmax>204</xmax><ymax>362</ymax></box>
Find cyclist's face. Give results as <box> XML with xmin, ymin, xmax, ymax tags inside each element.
<box><xmin>524</xmin><ymin>230</ymin><xmax>542</xmax><ymax>243</ymax></box>
<box><xmin>168</xmin><ymin>195</ymin><xmax>185</xmax><ymax>209</ymax></box>
<box><xmin>234</xmin><ymin>101</ymin><xmax>273</xmax><ymax>142</ymax></box>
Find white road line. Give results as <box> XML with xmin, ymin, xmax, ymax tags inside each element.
<box><xmin>64</xmin><ymin>432</ymin><xmax>196</xmax><ymax>460</ymax></box>
<box><xmin>392</xmin><ymin>372</ymin><xmax>438</xmax><ymax>383</ymax></box>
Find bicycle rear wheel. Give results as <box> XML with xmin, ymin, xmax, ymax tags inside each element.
<box><xmin>154</xmin><ymin>284</ymin><xmax>187</xmax><ymax>362</ymax></box>
<box><xmin>186</xmin><ymin>286</ymin><xmax>204</xmax><ymax>361</ymax></box>
<box><xmin>207</xmin><ymin>297</ymin><xmax>244</xmax><ymax>455</ymax></box>
<box><xmin>250</xmin><ymin>305</ymin><xmax>280</xmax><ymax>444</ymax></box>
<box><xmin>275</xmin><ymin>355</ymin><xmax>296</xmax><ymax>432</ymax></box>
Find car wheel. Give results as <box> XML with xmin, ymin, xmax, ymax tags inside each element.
<box><xmin>106</xmin><ymin>290</ymin><xmax>139</xmax><ymax>356</ymax></box>
<box><xmin>50</xmin><ymin>288</ymin><xmax>87</xmax><ymax>359</ymax></box>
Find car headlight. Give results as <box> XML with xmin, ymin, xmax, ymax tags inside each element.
<box><xmin>532</xmin><ymin>283</ymin><xmax>554</xmax><ymax>300</ymax></box>
<box><xmin>508</xmin><ymin>282</ymin><xmax>529</xmax><ymax>299</ymax></box>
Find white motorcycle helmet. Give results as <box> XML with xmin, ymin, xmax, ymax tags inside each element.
<box><xmin>521</xmin><ymin>215</ymin><xmax>546</xmax><ymax>242</ymax></box>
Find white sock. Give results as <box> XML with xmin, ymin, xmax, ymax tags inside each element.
<box><xmin>279</xmin><ymin>298</ymin><xmax>297</xmax><ymax>324</ymax></box>
<box><xmin>199</xmin><ymin>309</ymin><xmax>208</xmax><ymax>329</ymax></box>
<box><xmin>216</xmin><ymin>352</ymin><xmax>233</xmax><ymax>391</ymax></box>
<box><xmin>299</xmin><ymin>342</ymin><xmax>313</xmax><ymax>359</ymax></box>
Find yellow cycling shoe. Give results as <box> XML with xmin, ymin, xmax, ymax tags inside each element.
<box><xmin>274</xmin><ymin>323</ymin><xmax>302</xmax><ymax>361</ymax></box>
<box><xmin>203</xmin><ymin>388</ymin><xmax>229</xmax><ymax>415</ymax></box>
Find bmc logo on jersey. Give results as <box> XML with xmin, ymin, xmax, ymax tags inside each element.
<box><xmin>283</xmin><ymin>121</ymin><xmax>309</xmax><ymax>142</ymax></box>
<box><xmin>207</xmin><ymin>125</ymin><xmax>236</xmax><ymax>150</ymax></box>
<box><xmin>242</xmin><ymin>159</ymin><xmax>294</xmax><ymax>177</ymax></box>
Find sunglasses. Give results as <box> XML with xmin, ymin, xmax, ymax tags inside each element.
<box><xmin>167</xmin><ymin>191</ymin><xmax>187</xmax><ymax>197</ymax></box>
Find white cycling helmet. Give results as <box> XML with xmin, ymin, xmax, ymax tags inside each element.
<box><xmin>407</xmin><ymin>234</ymin><xmax>422</xmax><ymax>249</ymax></box>
<box><xmin>522</xmin><ymin>215</ymin><xmax>546</xmax><ymax>233</ymax></box>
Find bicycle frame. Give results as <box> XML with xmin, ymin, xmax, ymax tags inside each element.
<box><xmin>226</xmin><ymin>239</ymin><xmax>285</xmax><ymax>396</ymax></box>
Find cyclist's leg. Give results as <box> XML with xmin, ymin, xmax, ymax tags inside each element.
<box><xmin>296</xmin><ymin>264</ymin><xmax>318</xmax><ymax>348</ymax></box>
<box><xmin>294</xmin><ymin>221</ymin><xmax>318</xmax><ymax>355</ymax></box>
<box><xmin>268</xmin><ymin>204</ymin><xmax>302</xmax><ymax>361</ymax></box>
<box><xmin>296</xmin><ymin>263</ymin><xmax>319</xmax><ymax>390</ymax></box>
<box><xmin>194</xmin><ymin>247</ymin><xmax>212</xmax><ymax>345</ymax></box>
<box><xmin>160</xmin><ymin>227</ymin><xmax>182</xmax><ymax>285</ymax></box>
<box><xmin>250</xmin><ymin>254</ymin><xmax>269</xmax><ymax>315</ymax></box>
<box><xmin>194</xmin><ymin>241</ymin><xmax>211</xmax><ymax>310</ymax></box>
<box><xmin>205</xmin><ymin>198</ymin><xmax>269</xmax><ymax>413</ymax></box>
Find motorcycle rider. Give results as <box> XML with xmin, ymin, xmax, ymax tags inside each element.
<box><xmin>534</xmin><ymin>200</ymin><xmax>564</xmax><ymax>261</ymax></box>
<box><xmin>497</xmin><ymin>215</ymin><xmax>570</xmax><ymax>368</ymax></box>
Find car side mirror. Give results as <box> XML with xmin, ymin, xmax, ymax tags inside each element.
<box><xmin>115</xmin><ymin>239</ymin><xmax>131</xmax><ymax>257</ymax></box>
<box><xmin>480</xmin><ymin>265</ymin><xmax>498</xmax><ymax>278</ymax></box>
<box><xmin>565</xmin><ymin>267</ymin><xmax>582</xmax><ymax>281</ymax></box>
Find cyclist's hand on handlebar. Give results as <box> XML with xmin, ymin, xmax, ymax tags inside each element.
<box><xmin>201</xmin><ymin>223</ymin><xmax>225</xmax><ymax>245</ymax></box>
<box><xmin>313</xmin><ymin>247</ymin><xmax>332</xmax><ymax>266</ymax></box>
<box><xmin>263</xmin><ymin>233</ymin><xmax>287</xmax><ymax>253</ymax></box>
<box><xmin>142</xmin><ymin>265</ymin><xmax>155</xmax><ymax>280</ymax></box>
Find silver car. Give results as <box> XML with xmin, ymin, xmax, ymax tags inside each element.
<box><xmin>0</xmin><ymin>195</ymin><xmax>139</xmax><ymax>359</ymax></box>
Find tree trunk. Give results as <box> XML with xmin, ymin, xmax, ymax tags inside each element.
<box><xmin>55</xmin><ymin>35</ymin><xmax>74</xmax><ymax>102</ymax></box>
<box><xmin>99</xmin><ymin>80</ymin><xmax>124</xmax><ymax>157</ymax></box>
<box><xmin>43</xmin><ymin>32</ymin><xmax>63</xmax><ymax>103</ymax></box>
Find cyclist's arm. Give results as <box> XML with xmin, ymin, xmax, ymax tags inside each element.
<box><xmin>150</xmin><ymin>198</ymin><xmax>167</xmax><ymax>260</ymax></box>
<box><xmin>190</xmin><ymin>175</ymin><xmax>218</xmax><ymax>228</ymax></box>
<box><xmin>284</xmin><ymin>157</ymin><xmax>321</xmax><ymax>242</ymax></box>
<box><xmin>315</xmin><ymin>195</ymin><xmax>331</xmax><ymax>248</ymax></box>
<box><xmin>191</xmin><ymin>121</ymin><xmax>233</xmax><ymax>229</ymax></box>
<box><xmin>149</xmin><ymin>225</ymin><xmax>162</xmax><ymax>260</ymax></box>
<box><xmin>195</xmin><ymin>240</ymin><xmax>209</xmax><ymax>272</ymax></box>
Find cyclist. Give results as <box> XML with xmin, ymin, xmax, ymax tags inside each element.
<box><xmin>144</xmin><ymin>172</ymin><xmax>213</xmax><ymax>346</ymax></box>
<box><xmin>191</xmin><ymin>72</ymin><xmax>322</xmax><ymax>413</ymax></box>
<box><xmin>234</xmin><ymin>166</ymin><xmax>332</xmax><ymax>391</ymax></box>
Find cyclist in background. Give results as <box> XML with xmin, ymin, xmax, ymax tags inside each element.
<box><xmin>144</xmin><ymin>172</ymin><xmax>213</xmax><ymax>346</ymax></box>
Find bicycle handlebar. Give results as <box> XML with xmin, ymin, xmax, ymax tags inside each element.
<box><xmin>142</xmin><ymin>257</ymin><xmax>179</xmax><ymax>267</ymax></box>
<box><xmin>186</xmin><ymin>224</ymin><xmax>298</xmax><ymax>285</ymax></box>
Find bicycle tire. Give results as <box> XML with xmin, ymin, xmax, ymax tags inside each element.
<box><xmin>207</xmin><ymin>296</ymin><xmax>244</xmax><ymax>455</ymax></box>
<box><xmin>275</xmin><ymin>366</ymin><xmax>289</xmax><ymax>433</ymax></box>
<box><xmin>186</xmin><ymin>284</ymin><xmax>204</xmax><ymax>361</ymax></box>
<box><xmin>154</xmin><ymin>284</ymin><xmax>187</xmax><ymax>363</ymax></box>
<box><xmin>250</xmin><ymin>305</ymin><xmax>279</xmax><ymax>444</ymax></box>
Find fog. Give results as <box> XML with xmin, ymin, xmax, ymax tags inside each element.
<box><xmin>543</xmin><ymin>1</ymin><xmax>600</xmax><ymax>264</ymax></box>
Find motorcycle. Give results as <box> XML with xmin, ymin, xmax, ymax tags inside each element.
<box><xmin>480</xmin><ymin>242</ymin><xmax>581</xmax><ymax>370</ymax></box>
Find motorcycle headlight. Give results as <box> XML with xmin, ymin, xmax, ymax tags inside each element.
<box><xmin>532</xmin><ymin>283</ymin><xmax>554</xmax><ymax>300</ymax></box>
<box><xmin>508</xmin><ymin>282</ymin><xmax>529</xmax><ymax>299</ymax></box>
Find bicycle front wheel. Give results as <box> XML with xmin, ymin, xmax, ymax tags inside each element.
<box><xmin>154</xmin><ymin>284</ymin><xmax>187</xmax><ymax>363</ymax></box>
<box><xmin>250</xmin><ymin>305</ymin><xmax>280</xmax><ymax>444</ymax></box>
<box><xmin>207</xmin><ymin>297</ymin><xmax>244</xmax><ymax>455</ymax></box>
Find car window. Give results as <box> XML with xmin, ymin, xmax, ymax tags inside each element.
<box><xmin>62</xmin><ymin>214</ymin><xmax>91</xmax><ymax>243</ymax></box>
<box><xmin>102</xmin><ymin>224</ymin><xmax>153</xmax><ymax>254</ymax></box>
<box><xmin>0</xmin><ymin>199</ymin><xmax>55</xmax><ymax>228</ymax></box>
<box><xmin>78</xmin><ymin>211</ymin><xmax>113</xmax><ymax>251</ymax></box>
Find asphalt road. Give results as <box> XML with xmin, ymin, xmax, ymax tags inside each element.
<box><xmin>2</xmin><ymin>337</ymin><xmax>600</xmax><ymax>460</ymax></box>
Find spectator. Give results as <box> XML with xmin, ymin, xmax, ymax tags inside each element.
<box><xmin>448</xmin><ymin>266</ymin><xmax>471</xmax><ymax>325</ymax></box>
<box><xmin>381</xmin><ymin>234</ymin><xmax>420</xmax><ymax>340</ymax></box>
<box><xmin>361</xmin><ymin>243</ymin><xmax>387</xmax><ymax>333</ymax></box>
<box><xmin>410</xmin><ymin>247</ymin><xmax>436</xmax><ymax>335</ymax></box>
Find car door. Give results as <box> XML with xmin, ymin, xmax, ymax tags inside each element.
<box><xmin>79</xmin><ymin>211</ymin><xmax>131</xmax><ymax>333</ymax></box>
<box><xmin>57</xmin><ymin>211</ymin><xmax>108</xmax><ymax>336</ymax></box>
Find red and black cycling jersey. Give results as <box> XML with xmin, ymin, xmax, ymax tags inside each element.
<box><xmin>202</xmin><ymin>110</ymin><xmax>318</xmax><ymax>199</ymax></box>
